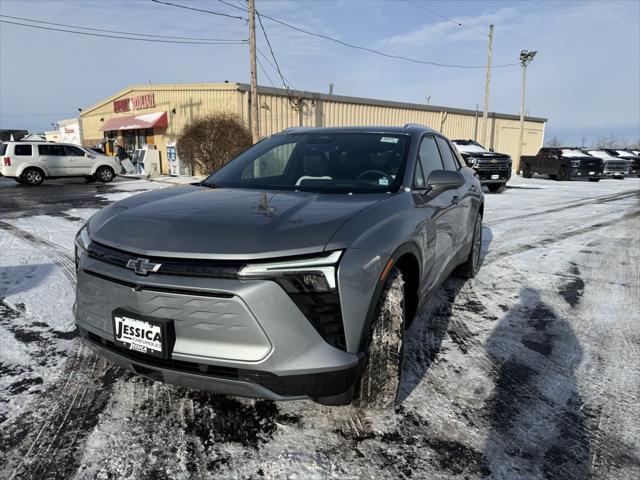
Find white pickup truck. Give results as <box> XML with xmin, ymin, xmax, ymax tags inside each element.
<box><xmin>0</xmin><ymin>141</ymin><xmax>120</xmax><ymax>186</ymax></box>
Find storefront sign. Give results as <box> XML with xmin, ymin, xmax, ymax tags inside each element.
<box><xmin>113</xmin><ymin>93</ymin><xmax>155</xmax><ymax>113</ymax></box>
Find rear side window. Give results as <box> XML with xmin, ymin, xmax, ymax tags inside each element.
<box><xmin>39</xmin><ymin>144</ymin><xmax>65</xmax><ymax>156</ymax></box>
<box><xmin>64</xmin><ymin>145</ymin><xmax>85</xmax><ymax>156</ymax></box>
<box><xmin>14</xmin><ymin>144</ymin><xmax>32</xmax><ymax>156</ymax></box>
<box><xmin>417</xmin><ymin>135</ymin><xmax>444</xmax><ymax>184</ymax></box>
<box><xmin>436</xmin><ymin>137</ymin><xmax>459</xmax><ymax>171</ymax></box>
<box><xmin>0</xmin><ymin>144</ymin><xmax>7</xmax><ymax>155</ymax></box>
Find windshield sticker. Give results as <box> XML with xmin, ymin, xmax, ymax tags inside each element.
<box><xmin>378</xmin><ymin>177</ymin><xmax>390</xmax><ymax>186</ymax></box>
<box><xmin>380</xmin><ymin>137</ymin><xmax>399</xmax><ymax>144</ymax></box>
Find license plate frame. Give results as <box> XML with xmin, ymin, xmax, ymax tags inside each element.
<box><xmin>112</xmin><ymin>308</ymin><xmax>176</xmax><ymax>359</ymax></box>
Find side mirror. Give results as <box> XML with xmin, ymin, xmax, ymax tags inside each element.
<box><xmin>426</xmin><ymin>170</ymin><xmax>465</xmax><ymax>191</ymax></box>
<box><xmin>85</xmin><ymin>152</ymin><xmax>95</xmax><ymax>159</ymax></box>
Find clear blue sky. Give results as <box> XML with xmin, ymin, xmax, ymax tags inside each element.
<box><xmin>1</xmin><ymin>0</ymin><xmax>639</xmax><ymax>146</ymax></box>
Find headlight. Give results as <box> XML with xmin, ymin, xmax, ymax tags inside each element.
<box><xmin>75</xmin><ymin>224</ymin><xmax>91</xmax><ymax>253</ymax></box>
<box><xmin>238</xmin><ymin>250</ymin><xmax>342</xmax><ymax>291</ymax></box>
<box><xmin>74</xmin><ymin>224</ymin><xmax>91</xmax><ymax>270</ymax></box>
<box><xmin>571</xmin><ymin>160</ymin><xmax>580</xmax><ymax>168</ymax></box>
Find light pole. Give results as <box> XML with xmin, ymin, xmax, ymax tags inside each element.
<box><xmin>516</xmin><ymin>49</ymin><xmax>536</xmax><ymax>173</ymax></box>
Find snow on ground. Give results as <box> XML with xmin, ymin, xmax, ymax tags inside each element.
<box><xmin>0</xmin><ymin>175</ymin><xmax>638</xmax><ymax>480</ymax></box>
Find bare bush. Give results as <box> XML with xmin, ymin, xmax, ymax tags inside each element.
<box><xmin>177</xmin><ymin>114</ymin><xmax>252</xmax><ymax>176</ymax></box>
<box><xmin>545</xmin><ymin>136</ymin><xmax>562</xmax><ymax>147</ymax></box>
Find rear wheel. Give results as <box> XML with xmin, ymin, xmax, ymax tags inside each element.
<box><xmin>455</xmin><ymin>212</ymin><xmax>483</xmax><ymax>279</ymax></box>
<box><xmin>588</xmin><ymin>178</ymin><xmax>600</xmax><ymax>182</ymax></box>
<box><xmin>353</xmin><ymin>267</ymin><xmax>405</xmax><ymax>410</ymax></box>
<box><xmin>96</xmin><ymin>166</ymin><xmax>115</xmax><ymax>183</ymax></box>
<box><xmin>21</xmin><ymin>168</ymin><xmax>44</xmax><ymax>186</ymax></box>
<box><xmin>522</xmin><ymin>163</ymin><xmax>533</xmax><ymax>178</ymax></box>
<box><xmin>487</xmin><ymin>183</ymin><xmax>504</xmax><ymax>193</ymax></box>
<box><xmin>558</xmin><ymin>167</ymin><xmax>570</xmax><ymax>181</ymax></box>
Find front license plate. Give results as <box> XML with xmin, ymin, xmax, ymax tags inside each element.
<box><xmin>112</xmin><ymin>309</ymin><xmax>174</xmax><ymax>359</ymax></box>
<box><xmin>491</xmin><ymin>174</ymin><xmax>500</xmax><ymax>179</ymax></box>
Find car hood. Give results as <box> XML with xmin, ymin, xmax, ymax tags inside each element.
<box><xmin>89</xmin><ymin>185</ymin><xmax>386</xmax><ymax>259</ymax></box>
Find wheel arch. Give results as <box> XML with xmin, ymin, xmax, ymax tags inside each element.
<box><xmin>358</xmin><ymin>242</ymin><xmax>422</xmax><ymax>351</ymax></box>
<box><xmin>18</xmin><ymin>163</ymin><xmax>48</xmax><ymax>178</ymax></box>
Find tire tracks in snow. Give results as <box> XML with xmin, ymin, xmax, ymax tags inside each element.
<box><xmin>0</xmin><ymin>220</ymin><xmax>76</xmax><ymax>284</ymax></box>
<box><xmin>0</xmin><ymin>220</ymin><xmax>124</xmax><ymax>480</ymax></box>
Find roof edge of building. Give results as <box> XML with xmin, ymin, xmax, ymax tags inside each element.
<box><xmin>81</xmin><ymin>82</ymin><xmax>547</xmax><ymax>123</ymax></box>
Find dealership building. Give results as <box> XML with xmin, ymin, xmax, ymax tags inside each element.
<box><xmin>80</xmin><ymin>82</ymin><xmax>547</xmax><ymax>174</ymax></box>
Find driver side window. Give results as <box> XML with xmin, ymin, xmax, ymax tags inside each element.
<box><xmin>414</xmin><ymin>135</ymin><xmax>444</xmax><ymax>188</ymax></box>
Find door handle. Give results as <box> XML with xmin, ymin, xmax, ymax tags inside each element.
<box><xmin>451</xmin><ymin>195</ymin><xmax>459</xmax><ymax>205</ymax></box>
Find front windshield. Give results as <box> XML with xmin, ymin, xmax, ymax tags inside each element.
<box><xmin>561</xmin><ymin>149</ymin><xmax>590</xmax><ymax>158</ymax></box>
<box><xmin>206</xmin><ymin>132</ymin><xmax>411</xmax><ymax>193</ymax></box>
<box><xmin>452</xmin><ymin>140</ymin><xmax>487</xmax><ymax>153</ymax></box>
<box><xmin>588</xmin><ymin>150</ymin><xmax>616</xmax><ymax>160</ymax></box>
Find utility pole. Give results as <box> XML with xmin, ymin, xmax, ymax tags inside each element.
<box><xmin>473</xmin><ymin>102</ymin><xmax>479</xmax><ymax>141</ymax></box>
<box><xmin>248</xmin><ymin>0</ymin><xmax>259</xmax><ymax>143</ymax></box>
<box><xmin>516</xmin><ymin>49</ymin><xmax>537</xmax><ymax>173</ymax></box>
<box><xmin>480</xmin><ymin>24</ymin><xmax>494</xmax><ymax>147</ymax></box>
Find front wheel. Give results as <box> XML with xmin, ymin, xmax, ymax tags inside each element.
<box><xmin>96</xmin><ymin>166</ymin><xmax>115</xmax><ymax>183</ymax></box>
<box><xmin>522</xmin><ymin>163</ymin><xmax>533</xmax><ymax>178</ymax></box>
<box><xmin>558</xmin><ymin>167</ymin><xmax>570</xmax><ymax>181</ymax></box>
<box><xmin>353</xmin><ymin>267</ymin><xmax>405</xmax><ymax>410</ymax></box>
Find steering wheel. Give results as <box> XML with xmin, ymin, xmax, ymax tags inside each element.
<box><xmin>356</xmin><ymin>169</ymin><xmax>393</xmax><ymax>183</ymax></box>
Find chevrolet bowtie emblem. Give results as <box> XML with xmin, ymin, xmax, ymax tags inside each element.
<box><xmin>126</xmin><ymin>257</ymin><xmax>161</xmax><ymax>275</ymax></box>
<box><xmin>490</xmin><ymin>159</ymin><xmax>498</xmax><ymax>163</ymax></box>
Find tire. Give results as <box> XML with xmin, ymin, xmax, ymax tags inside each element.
<box><xmin>21</xmin><ymin>168</ymin><xmax>44</xmax><ymax>186</ymax></box>
<box><xmin>455</xmin><ymin>212</ymin><xmax>483</xmax><ymax>279</ymax></box>
<box><xmin>588</xmin><ymin>178</ymin><xmax>600</xmax><ymax>182</ymax></box>
<box><xmin>84</xmin><ymin>175</ymin><xmax>96</xmax><ymax>183</ymax></box>
<box><xmin>353</xmin><ymin>267</ymin><xmax>405</xmax><ymax>409</ymax></box>
<box><xmin>96</xmin><ymin>166</ymin><xmax>115</xmax><ymax>183</ymax></box>
<box><xmin>522</xmin><ymin>163</ymin><xmax>533</xmax><ymax>178</ymax></box>
<box><xmin>487</xmin><ymin>183</ymin><xmax>504</xmax><ymax>193</ymax></box>
<box><xmin>557</xmin><ymin>167</ymin><xmax>571</xmax><ymax>181</ymax></box>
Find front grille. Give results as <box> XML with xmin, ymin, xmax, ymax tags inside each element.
<box><xmin>475</xmin><ymin>162</ymin><xmax>510</xmax><ymax>172</ymax></box>
<box><xmin>88</xmin><ymin>241</ymin><xmax>243</xmax><ymax>278</ymax></box>
<box><xmin>605</xmin><ymin>162</ymin><xmax>628</xmax><ymax>171</ymax></box>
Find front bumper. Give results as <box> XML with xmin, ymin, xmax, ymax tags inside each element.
<box><xmin>603</xmin><ymin>169</ymin><xmax>627</xmax><ymax>177</ymax></box>
<box><xmin>570</xmin><ymin>168</ymin><xmax>603</xmax><ymax>179</ymax></box>
<box><xmin>476</xmin><ymin>169</ymin><xmax>511</xmax><ymax>184</ymax></box>
<box><xmin>74</xmin><ymin>252</ymin><xmax>361</xmax><ymax>400</ymax></box>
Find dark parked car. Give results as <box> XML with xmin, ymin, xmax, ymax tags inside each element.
<box><xmin>603</xmin><ymin>149</ymin><xmax>639</xmax><ymax>177</ymax></box>
<box><xmin>521</xmin><ymin>147</ymin><xmax>604</xmax><ymax>181</ymax></box>
<box><xmin>452</xmin><ymin>140</ymin><xmax>512</xmax><ymax>193</ymax></box>
<box><xmin>586</xmin><ymin>150</ymin><xmax>629</xmax><ymax>179</ymax></box>
<box><xmin>74</xmin><ymin>125</ymin><xmax>484</xmax><ymax>408</ymax></box>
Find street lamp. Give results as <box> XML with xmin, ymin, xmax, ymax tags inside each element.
<box><xmin>516</xmin><ymin>49</ymin><xmax>537</xmax><ymax>173</ymax></box>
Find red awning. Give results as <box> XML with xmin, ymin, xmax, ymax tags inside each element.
<box><xmin>100</xmin><ymin>111</ymin><xmax>168</xmax><ymax>132</ymax></box>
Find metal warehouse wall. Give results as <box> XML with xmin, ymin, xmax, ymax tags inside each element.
<box><xmin>81</xmin><ymin>83</ymin><xmax>546</xmax><ymax>173</ymax></box>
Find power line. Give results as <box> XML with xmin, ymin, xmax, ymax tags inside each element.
<box><xmin>256</xmin><ymin>56</ymin><xmax>275</xmax><ymax>88</ymax></box>
<box><xmin>0</xmin><ymin>14</ymin><xmax>246</xmax><ymax>42</ymax></box>
<box><xmin>256</xmin><ymin>12</ymin><xmax>296</xmax><ymax>93</ymax></box>
<box><xmin>0</xmin><ymin>19</ymin><xmax>247</xmax><ymax>45</ymax></box>
<box><xmin>149</xmin><ymin>0</ymin><xmax>245</xmax><ymax>20</ymax></box>
<box><xmin>216</xmin><ymin>0</ymin><xmax>517</xmax><ymax>68</ymax></box>
<box><xmin>403</xmin><ymin>0</ymin><xmax>488</xmax><ymax>37</ymax></box>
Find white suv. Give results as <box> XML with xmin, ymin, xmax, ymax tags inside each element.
<box><xmin>0</xmin><ymin>142</ymin><xmax>120</xmax><ymax>186</ymax></box>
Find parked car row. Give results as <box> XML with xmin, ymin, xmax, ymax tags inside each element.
<box><xmin>521</xmin><ymin>147</ymin><xmax>639</xmax><ymax>181</ymax></box>
<box><xmin>0</xmin><ymin>141</ymin><xmax>120</xmax><ymax>186</ymax></box>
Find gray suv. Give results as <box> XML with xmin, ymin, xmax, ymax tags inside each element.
<box><xmin>74</xmin><ymin>125</ymin><xmax>484</xmax><ymax>408</ymax></box>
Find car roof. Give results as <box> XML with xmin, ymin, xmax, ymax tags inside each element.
<box><xmin>280</xmin><ymin>124</ymin><xmax>439</xmax><ymax>137</ymax></box>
